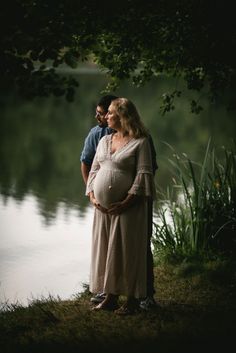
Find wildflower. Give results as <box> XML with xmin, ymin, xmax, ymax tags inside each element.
<box><xmin>214</xmin><ymin>180</ymin><xmax>220</xmax><ymax>189</ymax></box>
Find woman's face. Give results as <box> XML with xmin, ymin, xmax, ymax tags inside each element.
<box><xmin>106</xmin><ymin>104</ymin><xmax>121</xmax><ymax>130</ymax></box>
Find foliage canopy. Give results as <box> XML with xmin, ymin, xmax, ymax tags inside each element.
<box><xmin>1</xmin><ymin>0</ymin><xmax>236</xmax><ymax>112</ymax></box>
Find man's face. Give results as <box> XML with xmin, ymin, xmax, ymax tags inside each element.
<box><xmin>95</xmin><ymin>105</ymin><xmax>108</xmax><ymax>127</ymax></box>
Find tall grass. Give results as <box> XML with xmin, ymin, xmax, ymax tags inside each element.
<box><xmin>153</xmin><ymin>140</ymin><xmax>236</xmax><ymax>263</ymax></box>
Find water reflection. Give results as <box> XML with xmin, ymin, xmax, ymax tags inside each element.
<box><xmin>0</xmin><ymin>195</ymin><xmax>92</xmax><ymax>305</ymax></box>
<box><xmin>0</xmin><ymin>72</ymin><xmax>235</xmax><ymax>304</ymax></box>
<box><xmin>1</xmin><ymin>74</ymin><xmax>235</xmax><ymax>219</ymax></box>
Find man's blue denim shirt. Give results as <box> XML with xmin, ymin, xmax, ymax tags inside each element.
<box><xmin>80</xmin><ymin>126</ymin><xmax>113</xmax><ymax>166</ymax></box>
<box><xmin>80</xmin><ymin>125</ymin><xmax>158</xmax><ymax>174</ymax></box>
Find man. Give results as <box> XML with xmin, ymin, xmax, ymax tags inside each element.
<box><xmin>80</xmin><ymin>95</ymin><xmax>118</xmax><ymax>184</ymax></box>
<box><xmin>80</xmin><ymin>95</ymin><xmax>158</xmax><ymax>310</ymax></box>
<box><xmin>140</xmin><ymin>136</ymin><xmax>158</xmax><ymax>311</ymax></box>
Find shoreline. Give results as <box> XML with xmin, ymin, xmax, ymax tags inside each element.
<box><xmin>1</xmin><ymin>263</ymin><xmax>236</xmax><ymax>352</ymax></box>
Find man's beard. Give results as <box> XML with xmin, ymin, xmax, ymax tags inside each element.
<box><xmin>98</xmin><ymin>121</ymin><xmax>107</xmax><ymax>127</ymax></box>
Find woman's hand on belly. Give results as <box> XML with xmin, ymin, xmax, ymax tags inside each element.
<box><xmin>107</xmin><ymin>201</ymin><xmax>127</xmax><ymax>215</ymax></box>
<box><xmin>107</xmin><ymin>194</ymin><xmax>139</xmax><ymax>215</ymax></box>
<box><xmin>89</xmin><ymin>192</ymin><xmax>108</xmax><ymax>213</ymax></box>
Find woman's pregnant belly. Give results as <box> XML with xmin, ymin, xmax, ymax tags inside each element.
<box><xmin>93</xmin><ymin>168</ymin><xmax>134</xmax><ymax>209</ymax></box>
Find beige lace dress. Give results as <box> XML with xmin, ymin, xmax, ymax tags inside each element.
<box><xmin>86</xmin><ymin>134</ymin><xmax>156</xmax><ymax>298</ymax></box>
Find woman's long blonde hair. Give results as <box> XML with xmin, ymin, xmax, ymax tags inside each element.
<box><xmin>110</xmin><ymin>98</ymin><xmax>148</xmax><ymax>138</ymax></box>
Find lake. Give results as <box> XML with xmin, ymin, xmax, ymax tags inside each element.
<box><xmin>0</xmin><ymin>70</ymin><xmax>235</xmax><ymax>306</ymax></box>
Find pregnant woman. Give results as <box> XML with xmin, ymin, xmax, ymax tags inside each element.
<box><xmin>86</xmin><ymin>98</ymin><xmax>156</xmax><ymax>315</ymax></box>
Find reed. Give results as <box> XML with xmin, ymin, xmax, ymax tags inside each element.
<box><xmin>153</xmin><ymin>140</ymin><xmax>236</xmax><ymax>263</ymax></box>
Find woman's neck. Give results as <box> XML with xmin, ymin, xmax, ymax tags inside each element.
<box><xmin>114</xmin><ymin>130</ymin><xmax>129</xmax><ymax>138</ymax></box>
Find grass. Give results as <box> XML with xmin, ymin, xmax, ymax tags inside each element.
<box><xmin>1</xmin><ymin>140</ymin><xmax>235</xmax><ymax>352</ymax></box>
<box><xmin>1</xmin><ymin>261</ymin><xmax>236</xmax><ymax>353</ymax></box>
<box><xmin>153</xmin><ymin>140</ymin><xmax>236</xmax><ymax>261</ymax></box>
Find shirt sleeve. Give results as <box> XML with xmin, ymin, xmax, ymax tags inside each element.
<box><xmin>128</xmin><ymin>137</ymin><xmax>156</xmax><ymax>199</ymax></box>
<box><xmin>80</xmin><ymin>130</ymin><xmax>97</xmax><ymax>166</ymax></box>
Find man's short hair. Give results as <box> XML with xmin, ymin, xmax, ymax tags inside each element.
<box><xmin>97</xmin><ymin>95</ymin><xmax>118</xmax><ymax>112</ymax></box>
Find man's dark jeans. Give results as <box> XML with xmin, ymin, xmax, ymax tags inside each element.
<box><xmin>147</xmin><ymin>199</ymin><xmax>155</xmax><ymax>296</ymax></box>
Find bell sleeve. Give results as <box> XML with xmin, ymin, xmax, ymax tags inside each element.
<box><xmin>85</xmin><ymin>149</ymin><xmax>100</xmax><ymax>196</ymax></box>
<box><xmin>128</xmin><ymin>137</ymin><xmax>156</xmax><ymax>199</ymax></box>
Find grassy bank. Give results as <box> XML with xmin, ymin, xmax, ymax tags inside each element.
<box><xmin>1</xmin><ymin>261</ymin><xmax>236</xmax><ymax>353</ymax></box>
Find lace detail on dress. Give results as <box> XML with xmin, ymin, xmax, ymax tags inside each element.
<box><xmin>135</xmin><ymin>166</ymin><xmax>153</xmax><ymax>174</ymax></box>
<box><xmin>109</xmin><ymin>133</ymin><xmax>134</xmax><ymax>156</ymax></box>
<box><xmin>86</xmin><ymin>170</ymin><xmax>98</xmax><ymax>195</ymax></box>
<box><xmin>85</xmin><ymin>143</ymin><xmax>101</xmax><ymax>196</ymax></box>
<box><xmin>128</xmin><ymin>172</ymin><xmax>156</xmax><ymax>199</ymax></box>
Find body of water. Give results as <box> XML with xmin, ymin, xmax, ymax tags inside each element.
<box><xmin>0</xmin><ymin>71</ymin><xmax>235</xmax><ymax>305</ymax></box>
<box><xmin>0</xmin><ymin>195</ymin><xmax>92</xmax><ymax>305</ymax></box>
